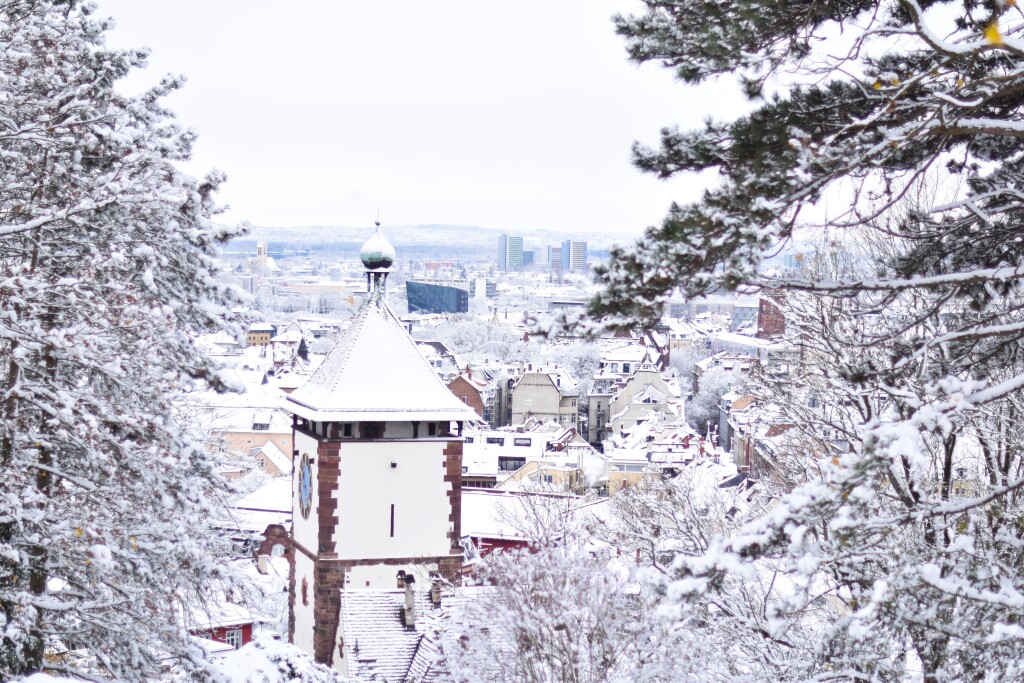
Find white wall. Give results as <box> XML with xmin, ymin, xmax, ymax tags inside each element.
<box><xmin>334</xmin><ymin>439</ymin><xmax>454</xmax><ymax>560</ymax></box>
<box><xmin>293</xmin><ymin>551</ymin><xmax>315</xmax><ymax>655</ymax></box>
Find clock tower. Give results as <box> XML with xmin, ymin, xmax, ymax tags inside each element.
<box><xmin>285</xmin><ymin>224</ymin><xmax>477</xmax><ymax>666</ymax></box>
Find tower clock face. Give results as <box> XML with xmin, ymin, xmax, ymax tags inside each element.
<box><xmin>299</xmin><ymin>452</ymin><xmax>313</xmax><ymax>520</ymax></box>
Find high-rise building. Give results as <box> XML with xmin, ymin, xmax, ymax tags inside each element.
<box><xmin>548</xmin><ymin>245</ymin><xmax>563</xmax><ymax>280</ymax></box>
<box><xmin>560</xmin><ymin>240</ymin><xmax>588</xmax><ymax>274</ymax></box>
<box><xmin>498</xmin><ymin>234</ymin><xmax>523</xmax><ymax>272</ymax></box>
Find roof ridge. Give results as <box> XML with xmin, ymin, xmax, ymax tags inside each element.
<box><xmin>301</xmin><ymin>296</ymin><xmax>374</xmax><ymax>392</ymax></box>
<box><xmin>285</xmin><ymin>292</ymin><xmax>477</xmax><ymax>420</ymax></box>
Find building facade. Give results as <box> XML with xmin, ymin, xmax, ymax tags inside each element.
<box><xmin>498</xmin><ymin>234</ymin><xmax>523</xmax><ymax>272</ymax></box>
<box><xmin>406</xmin><ymin>280</ymin><xmax>469</xmax><ymax>314</ymax></box>
<box><xmin>560</xmin><ymin>240</ymin><xmax>588</xmax><ymax>274</ymax></box>
<box><xmin>285</xmin><ymin>228</ymin><xmax>478</xmax><ymax>670</ymax></box>
<box><xmin>509</xmin><ymin>366</ymin><xmax>579</xmax><ymax>428</ymax></box>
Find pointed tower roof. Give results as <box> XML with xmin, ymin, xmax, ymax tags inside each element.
<box><xmin>286</xmin><ymin>250</ymin><xmax>477</xmax><ymax>422</ymax></box>
<box><xmin>287</xmin><ymin>293</ymin><xmax>477</xmax><ymax>421</ymax></box>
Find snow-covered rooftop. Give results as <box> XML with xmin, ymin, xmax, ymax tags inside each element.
<box><xmin>600</xmin><ymin>343</ymin><xmax>650</xmax><ymax>363</ymax></box>
<box><xmin>286</xmin><ymin>291</ymin><xmax>477</xmax><ymax>422</ymax></box>
<box><xmin>256</xmin><ymin>440</ymin><xmax>292</xmax><ymax>475</ymax></box>
<box><xmin>229</xmin><ymin>478</ymin><xmax>292</xmax><ymax>532</ymax></box>
<box><xmin>339</xmin><ymin>586</ymin><xmax>493</xmax><ymax>683</ymax></box>
<box><xmin>187</xmin><ymin>599</ymin><xmax>253</xmax><ymax>631</ymax></box>
<box><xmin>461</xmin><ymin>489</ymin><xmax>535</xmax><ymax>541</ymax></box>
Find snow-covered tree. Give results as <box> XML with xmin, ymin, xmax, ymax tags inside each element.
<box><xmin>585</xmin><ymin>1</ymin><xmax>1024</xmax><ymax>678</ymax></box>
<box><xmin>0</xmin><ymin>1</ymin><xmax>245</xmax><ymax>678</ymax></box>
<box><xmin>668</xmin><ymin>343</ymin><xmax>710</xmax><ymax>384</ymax></box>
<box><xmin>730</xmin><ymin>230</ymin><xmax>1024</xmax><ymax>679</ymax></box>
<box><xmin>687</xmin><ymin>365</ymin><xmax>746</xmax><ymax>434</ymax></box>
<box><xmin>212</xmin><ymin>634</ymin><xmax>346</xmax><ymax>683</ymax></box>
<box><xmin>595</xmin><ymin>0</ymin><xmax>1024</xmax><ymax>332</ymax></box>
<box><xmin>426</xmin><ymin>314</ymin><xmax>537</xmax><ymax>363</ymax></box>
<box><xmin>448</xmin><ymin>528</ymin><xmax>692</xmax><ymax>682</ymax></box>
<box><xmin>539</xmin><ymin>341</ymin><xmax>601</xmax><ymax>395</ymax></box>
<box><xmin>455</xmin><ymin>470</ymin><xmax>842</xmax><ymax>682</ymax></box>
<box><xmin>599</xmin><ymin>472</ymin><xmax>840</xmax><ymax>682</ymax></box>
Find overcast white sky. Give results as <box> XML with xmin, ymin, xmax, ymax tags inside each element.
<box><xmin>94</xmin><ymin>1</ymin><xmax>747</xmax><ymax>235</ymax></box>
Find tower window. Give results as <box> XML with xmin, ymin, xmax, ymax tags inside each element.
<box><xmin>390</xmin><ymin>504</ymin><xmax>395</xmax><ymax>537</ymax></box>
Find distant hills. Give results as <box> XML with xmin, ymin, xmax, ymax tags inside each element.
<box><xmin>225</xmin><ymin>224</ymin><xmax>625</xmax><ymax>261</ymax></box>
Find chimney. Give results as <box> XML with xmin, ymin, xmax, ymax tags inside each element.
<box><xmin>429</xmin><ymin>571</ymin><xmax>442</xmax><ymax>607</ymax></box>
<box><xmin>401</xmin><ymin>574</ymin><xmax>416</xmax><ymax>628</ymax></box>
<box><xmin>396</xmin><ymin>569</ymin><xmax>407</xmax><ymax>589</ymax></box>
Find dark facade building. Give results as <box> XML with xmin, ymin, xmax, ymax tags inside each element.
<box><xmin>407</xmin><ymin>280</ymin><xmax>469</xmax><ymax>314</ymax></box>
<box><xmin>757</xmin><ymin>291</ymin><xmax>786</xmax><ymax>339</ymax></box>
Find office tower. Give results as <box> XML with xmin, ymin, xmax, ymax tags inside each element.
<box><xmin>560</xmin><ymin>240</ymin><xmax>588</xmax><ymax>274</ymax></box>
<box><xmin>498</xmin><ymin>234</ymin><xmax>523</xmax><ymax>271</ymax></box>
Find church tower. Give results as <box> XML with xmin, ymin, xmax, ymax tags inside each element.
<box><xmin>286</xmin><ymin>224</ymin><xmax>477</xmax><ymax>665</ymax></box>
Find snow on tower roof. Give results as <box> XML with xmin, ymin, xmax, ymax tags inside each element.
<box><xmin>286</xmin><ymin>290</ymin><xmax>478</xmax><ymax>422</ymax></box>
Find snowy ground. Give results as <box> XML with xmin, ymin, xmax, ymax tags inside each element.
<box><xmin>15</xmin><ymin>634</ymin><xmax>345</xmax><ymax>683</ymax></box>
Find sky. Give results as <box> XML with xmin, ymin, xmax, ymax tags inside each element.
<box><xmin>93</xmin><ymin>1</ymin><xmax>748</xmax><ymax>235</ymax></box>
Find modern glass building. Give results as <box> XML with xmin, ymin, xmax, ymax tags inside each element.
<box><xmin>406</xmin><ymin>280</ymin><xmax>470</xmax><ymax>314</ymax></box>
<box><xmin>498</xmin><ymin>234</ymin><xmax>523</xmax><ymax>271</ymax></box>
<box><xmin>561</xmin><ymin>240</ymin><xmax>588</xmax><ymax>274</ymax></box>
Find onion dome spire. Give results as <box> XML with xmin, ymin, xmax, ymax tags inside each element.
<box><xmin>360</xmin><ymin>221</ymin><xmax>395</xmax><ymax>271</ymax></box>
<box><xmin>360</xmin><ymin>221</ymin><xmax>395</xmax><ymax>295</ymax></box>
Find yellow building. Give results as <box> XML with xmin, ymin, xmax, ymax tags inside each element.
<box><xmin>247</xmin><ymin>322</ymin><xmax>274</xmax><ymax>347</ymax></box>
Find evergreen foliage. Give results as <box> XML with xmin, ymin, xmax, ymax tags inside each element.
<box><xmin>448</xmin><ymin>502</ymin><xmax>693</xmax><ymax>683</ymax></box>
<box><xmin>0</xmin><ymin>1</ymin><xmax>245</xmax><ymax>678</ymax></box>
<box><xmin>587</xmin><ymin>1</ymin><xmax>1024</xmax><ymax>679</ymax></box>
<box><xmin>594</xmin><ymin>0</ymin><xmax>1024</xmax><ymax>330</ymax></box>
